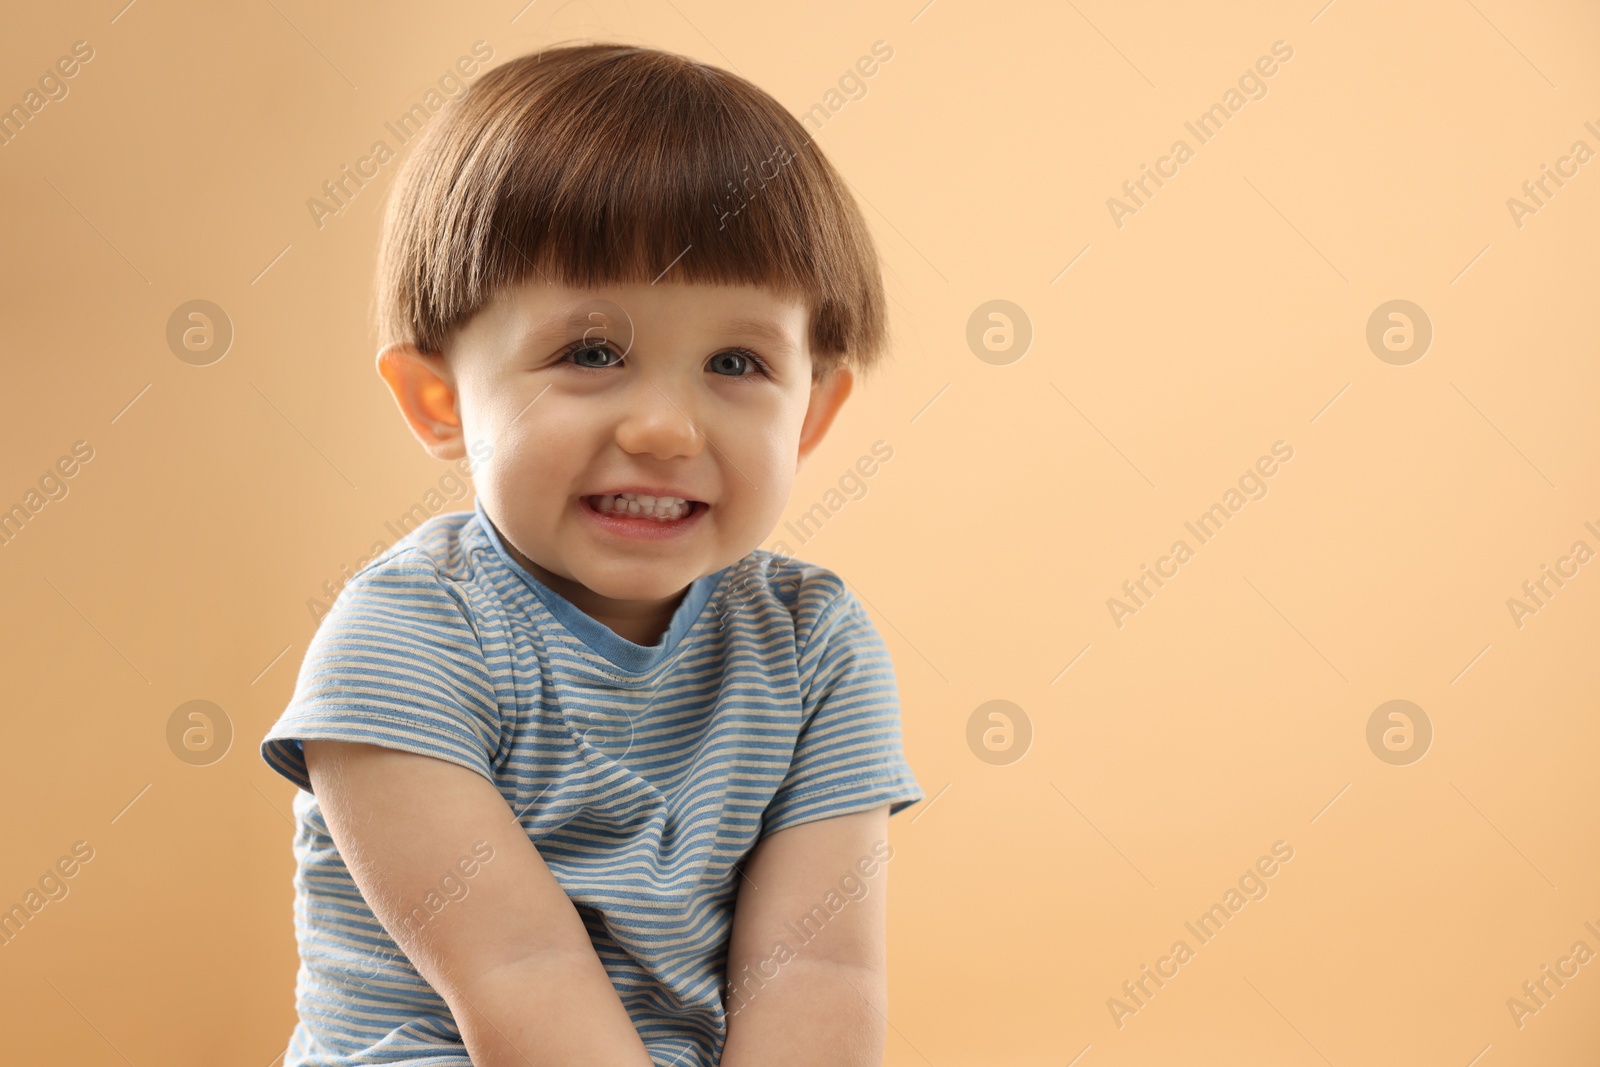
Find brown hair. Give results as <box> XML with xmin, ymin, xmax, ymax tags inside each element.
<box><xmin>374</xmin><ymin>42</ymin><xmax>888</xmax><ymax>377</ymax></box>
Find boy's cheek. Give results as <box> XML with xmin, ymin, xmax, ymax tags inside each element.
<box><xmin>744</xmin><ymin>454</ymin><xmax>801</xmax><ymax>519</ymax></box>
<box><xmin>477</xmin><ymin>412</ymin><xmax>575</xmax><ymax>493</ymax></box>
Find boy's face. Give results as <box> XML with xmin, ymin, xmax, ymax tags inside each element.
<box><xmin>380</xmin><ymin>280</ymin><xmax>854</xmax><ymax>607</ymax></box>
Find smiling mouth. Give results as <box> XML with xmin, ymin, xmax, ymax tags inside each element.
<box><xmin>584</xmin><ymin>492</ymin><xmax>704</xmax><ymax>522</ymax></box>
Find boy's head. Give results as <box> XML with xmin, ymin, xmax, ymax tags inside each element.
<box><xmin>371</xmin><ymin>43</ymin><xmax>888</xmax><ymax>607</ymax></box>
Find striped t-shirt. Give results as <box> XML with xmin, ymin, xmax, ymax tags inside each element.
<box><xmin>259</xmin><ymin>496</ymin><xmax>924</xmax><ymax>1067</ymax></box>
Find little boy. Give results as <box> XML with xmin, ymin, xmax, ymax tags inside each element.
<box><xmin>259</xmin><ymin>42</ymin><xmax>923</xmax><ymax>1067</ymax></box>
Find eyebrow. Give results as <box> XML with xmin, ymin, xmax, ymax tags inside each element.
<box><xmin>529</xmin><ymin>310</ymin><xmax>801</xmax><ymax>357</ymax></box>
<box><xmin>715</xmin><ymin>317</ymin><xmax>801</xmax><ymax>357</ymax></box>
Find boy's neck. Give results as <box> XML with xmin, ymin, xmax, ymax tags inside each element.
<box><xmin>502</xmin><ymin>539</ymin><xmax>688</xmax><ymax>647</ymax></box>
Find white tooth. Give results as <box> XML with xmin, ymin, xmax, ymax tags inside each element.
<box><xmin>590</xmin><ymin>494</ymin><xmax>693</xmax><ymax>520</ymax></box>
<box><xmin>633</xmin><ymin>500</ymin><xmax>679</xmax><ymax>521</ymax></box>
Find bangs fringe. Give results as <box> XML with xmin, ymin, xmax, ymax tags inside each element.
<box><xmin>376</xmin><ymin>44</ymin><xmax>887</xmax><ymax>375</ymax></box>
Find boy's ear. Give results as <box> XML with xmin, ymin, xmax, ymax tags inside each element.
<box><xmin>796</xmin><ymin>363</ymin><xmax>855</xmax><ymax>470</ymax></box>
<box><xmin>376</xmin><ymin>343</ymin><xmax>466</xmax><ymax>462</ymax></box>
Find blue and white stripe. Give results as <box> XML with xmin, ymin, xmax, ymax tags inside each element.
<box><xmin>260</xmin><ymin>497</ymin><xmax>923</xmax><ymax>1066</ymax></box>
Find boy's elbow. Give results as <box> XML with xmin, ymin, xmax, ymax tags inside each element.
<box><xmin>456</xmin><ymin>945</ymin><xmax>603</xmax><ymax>995</ymax></box>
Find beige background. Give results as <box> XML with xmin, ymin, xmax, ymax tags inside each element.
<box><xmin>2</xmin><ymin>0</ymin><xmax>1597</xmax><ymax>1063</ymax></box>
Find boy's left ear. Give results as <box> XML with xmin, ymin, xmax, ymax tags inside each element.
<box><xmin>795</xmin><ymin>364</ymin><xmax>854</xmax><ymax>469</ymax></box>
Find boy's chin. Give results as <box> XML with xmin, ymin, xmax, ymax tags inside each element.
<box><xmin>579</xmin><ymin>559</ymin><xmax>715</xmax><ymax>603</ymax></box>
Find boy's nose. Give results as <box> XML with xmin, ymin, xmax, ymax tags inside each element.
<box><xmin>613</xmin><ymin>381</ymin><xmax>705</xmax><ymax>460</ymax></box>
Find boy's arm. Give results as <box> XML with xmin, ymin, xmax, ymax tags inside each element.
<box><xmin>719</xmin><ymin>804</ymin><xmax>893</xmax><ymax>1067</ymax></box>
<box><xmin>303</xmin><ymin>739</ymin><xmax>655</xmax><ymax>1067</ymax></box>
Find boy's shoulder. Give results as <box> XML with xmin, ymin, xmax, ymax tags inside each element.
<box><xmin>313</xmin><ymin>509</ymin><xmax>486</xmax><ymax>626</ymax></box>
<box><xmin>345</xmin><ymin>506</ymin><xmax>491</xmax><ymax>584</ymax></box>
<box><xmin>724</xmin><ymin>548</ymin><xmax>865</xmax><ymax>639</ymax></box>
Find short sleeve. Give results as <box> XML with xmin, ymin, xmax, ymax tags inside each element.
<box><xmin>760</xmin><ymin>586</ymin><xmax>924</xmax><ymax>838</ymax></box>
<box><xmin>260</xmin><ymin>556</ymin><xmax>503</xmax><ymax>793</ymax></box>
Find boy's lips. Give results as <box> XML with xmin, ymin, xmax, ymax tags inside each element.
<box><xmin>578</xmin><ymin>491</ymin><xmax>709</xmax><ymax>541</ymax></box>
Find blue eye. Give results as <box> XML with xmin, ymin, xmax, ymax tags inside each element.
<box><xmin>708</xmin><ymin>348</ymin><xmax>770</xmax><ymax>378</ymax></box>
<box><xmin>561</xmin><ymin>341</ymin><xmax>624</xmax><ymax>372</ymax></box>
<box><xmin>557</xmin><ymin>342</ymin><xmax>770</xmax><ymax>378</ymax></box>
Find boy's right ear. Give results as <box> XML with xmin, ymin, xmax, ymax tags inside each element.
<box><xmin>375</xmin><ymin>343</ymin><xmax>466</xmax><ymax>462</ymax></box>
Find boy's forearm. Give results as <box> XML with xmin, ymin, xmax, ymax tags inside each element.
<box><xmin>719</xmin><ymin>960</ymin><xmax>887</xmax><ymax>1067</ymax></box>
<box><xmin>445</xmin><ymin>951</ymin><xmax>656</xmax><ymax>1067</ymax></box>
